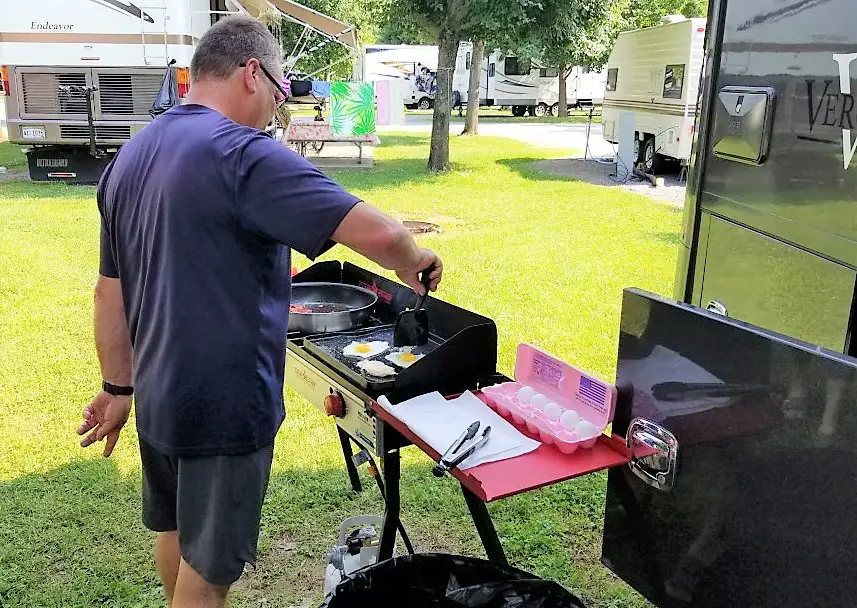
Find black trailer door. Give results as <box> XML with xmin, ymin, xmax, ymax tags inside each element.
<box><xmin>602</xmin><ymin>289</ymin><xmax>857</xmax><ymax>607</ymax></box>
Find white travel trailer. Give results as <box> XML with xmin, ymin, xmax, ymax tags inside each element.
<box><xmin>1</xmin><ymin>0</ymin><xmax>359</xmax><ymax>182</ymax></box>
<box><xmin>601</xmin><ymin>16</ymin><xmax>706</xmax><ymax>172</ymax></box>
<box><xmin>452</xmin><ymin>42</ymin><xmax>606</xmax><ymax>116</ymax></box>
<box><xmin>363</xmin><ymin>44</ymin><xmax>438</xmax><ymax>109</ymax></box>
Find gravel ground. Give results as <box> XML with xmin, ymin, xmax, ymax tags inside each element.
<box><xmin>532</xmin><ymin>156</ymin><xmax>688</xmax><ymax>208</ymax></box>
<box><xmin>0</xmin><ymin>168</ymin><xmax>27</xmax><ymax>181</ymax></box>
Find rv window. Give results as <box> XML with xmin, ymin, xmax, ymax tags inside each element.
<box><xmin>539</xmin><ymin>68</ymin><xmax>560</xmax><ymax>78</ymax></box>
<box><xmin>466</xmin><ymin>53</ymin><xmax>471</xmax><ymax>71</ymax></box>
<box><xmin>663</xmin><ymin>64</ymin><xmax>685</xmax><ymax>99</ymax></box>
<box><xmin>210</xmin><ymin>0</ymin><xmax>228</xmax><ymax>25</ymax></box>
<box><xmin>504</xmin><ymin>57</ymin><xmax>531</xmax><ymax>76</ymax></box>
<box><xmin>488</xmin><ymin>63</ymin><xmax>495</xmax><ymax>77</ymax></box>
<box><xmin>606</xmin><ymin>68</ymin><xmax>618</xmax><ymax>92</ymax></box>
<box><xmin>582</xmin><ymin>65</ymin><xmax>590</xmax><ymax>74</ymax></box>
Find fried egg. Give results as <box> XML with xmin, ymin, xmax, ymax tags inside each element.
<box><xmin>384</xmin><ymin>348</ymin><xmax>425</xmax><ymax>368</ymax></box>
<box><xmin>343</xmin><ymin>341</ymin><xmax>389</xmax><ymax>358</ymax></box>
<box><xmin>356</xmin><ymin>360</ymin><xmax>397</xmax><ymax>377</ymax></box>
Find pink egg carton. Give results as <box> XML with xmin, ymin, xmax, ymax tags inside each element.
<box><xmin>481</xmin><ymin>344</ymin><xmax>617</xmax><ymax>456</ymax></box>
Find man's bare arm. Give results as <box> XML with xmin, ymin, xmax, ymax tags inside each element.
<box><xmin>77</xmin><ymin>275</ymin><xmax>133</xmax><ymax>457</ymax></box>
<box><xmin>332</xmin><ymin>202</ymin><xmax>442</xmax><ymax>294</ymax></box>
<box><xmin>94</xmin><ymin>275</ymin><xmax>133</xmax><ymax>385</ymax></box>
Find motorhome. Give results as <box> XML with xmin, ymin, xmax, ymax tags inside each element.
<box><xmin>676</xmin><ymin>0</ymin><xmax>857</xmax><ymax>357</ymax></box>
<box><xmin>601</xmin><ymin>16</ymin><xmax>706</xmax><ymax>173</ymax></box>
<box><xmin>1</xmin><ymin>0</ymin><xmax>359</xmax><ymax>182</ymax></box>
<box><xmin>453</xmin><ymin>42</ymin><xmax>605</xmax><ymax>116</ymax></box>
<box><xmin>363</xmin><ymin>45</ymin><xmax>438</xmax><ymax>110</ymax></box>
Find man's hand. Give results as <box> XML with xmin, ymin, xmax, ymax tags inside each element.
<box><xmin>396</xmin><ymin>249</ymin><xmax>443</xmax><ymax>296</ymax></box>
<box><xmin>77</xmin><ymin>391</ymin><xmax>132</xmax><ymax>457</ymax></box>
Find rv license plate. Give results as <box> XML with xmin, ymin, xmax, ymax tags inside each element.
<box><xmin>21</xmin><ymin>127</ymin><xmax>46</xmax><ymax>140</ymax></box>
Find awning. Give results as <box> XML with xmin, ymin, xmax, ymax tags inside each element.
<box><xmin>234</xmin><ymin>0</ymin><xmax>358</xmax><ymax>50</ymax></box>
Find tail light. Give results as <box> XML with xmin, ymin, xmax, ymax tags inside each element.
<box><xmin>176</xmin><ymin>67</ymin><xmax>190</xmax><ymax>98</ymax></box>
<box><xmin>1</xmin><ymin>66</ymin><xmax>10</xmax><ymax>96</ymax></box>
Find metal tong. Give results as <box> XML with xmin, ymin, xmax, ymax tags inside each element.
<box><xmin>431</xmin><ymin>421</ymin><xmax>492</xmax><ymax>477</ymax></box>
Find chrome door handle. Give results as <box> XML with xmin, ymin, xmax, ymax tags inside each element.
<box><xmin>706</xmin><ymin>300</ymin><xmax>728</xmax><ymax>316</ymax></box>
<box><xmin>627</xmin><ymin>418</ymin><xmax>679</xmax><ymax>492</ymax></box>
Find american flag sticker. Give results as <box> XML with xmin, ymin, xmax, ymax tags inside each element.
<box><xmin>579</xmin><ymin>376</ymin><xmax>607</xmax><ymax>404</ymax></box>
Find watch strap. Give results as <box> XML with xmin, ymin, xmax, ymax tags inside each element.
<box><xmin>102</xmin><ymin>381</ymin><xmax>134</xmax><ymax>396</ymax></box>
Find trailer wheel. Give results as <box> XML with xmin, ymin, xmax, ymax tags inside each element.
<box><xmin>511</xmin><ymin>105</ymin><xmax>527</xmax><ymax>117</ymax></box>
<box><xmin>641</xmin><ymin>137</ymin><xmax>664</xmax><ymax>174</ymax></box>
<box><xmin>532</xmin><ymin>103</ymin><xmax>549</xmax><ymax>117</ymax></box>
<box><xmin>550</xmin><ymin>104</ymin><xmax>559</xmax><ymax>117</ymax></box>
<box><xmin>417</xmin><ymin>97</ymin><xmax>432</xmax><ymax>110</ymax></box>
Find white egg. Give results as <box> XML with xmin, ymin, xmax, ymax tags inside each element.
<box><xmin>544</xmin><ymin>402</ymin><xmax>563</xmax><ymax>421</ymax></box>
<box><xmin>530</xmin><ymin>393</ymin><xmax>549</xmax><ymax>410</ymax></box>
<box><xmin>384</xmin><ymin>349</ymin><xmax>425</xmax><ymax>368</ymax></box>
<box><xmin>575</xmin><ymin>420</ymin><xmax>600</xmax><ymax>439</ymax></box>
<box><xmin>356</xmin><ymin>360</ymin><xmax>397</xmax><ymax>377</ymax></box>
<box><xmin>517</xmin><ymin>385</ymin><xmax>537</xmax><ymax>403</ymax></box>
<box><xmin>560</xmin><ymin>409</ymin><xmax>581</xmax><ymax>431</ymax></box>
<box><xmin>342</xmin><ymin>341</ymin><xmax>389</xmax><ymax>358</ymax></box>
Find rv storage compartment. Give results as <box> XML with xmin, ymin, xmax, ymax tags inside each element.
<box><xmin>603</xmin><ymin>288</ymin><xmax>857</xmax><ymax>608</ymax></box>
<box><xmin>696</xmin><ymin>215</ymin><xmax>855</xmax><ymax>351</ymax></box>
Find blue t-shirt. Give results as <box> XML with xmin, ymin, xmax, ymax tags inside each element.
<box><xmin>98</xmin><ymin>104</ymin><xmax>360</xmax><ymax>457</ymax></box>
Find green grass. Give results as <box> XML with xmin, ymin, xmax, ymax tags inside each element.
<box><xmin>0</xmin><ymin>132</ymin><xmax>678</xmax><ymax>607</ymax></box>
<box><xmin>0</xmin><ymin>141</ymin><xmax>28</xmax><ymax>171</ymax></box>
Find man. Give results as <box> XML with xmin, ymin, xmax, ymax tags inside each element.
<box><xmin>76</xmin><ymin>16</ymin><xmax>442</xmax><ymax>608</ymax></box>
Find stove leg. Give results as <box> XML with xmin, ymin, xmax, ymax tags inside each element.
<box><xmin>378</xmin><ymin>448</ymin><xmax>401</xmax><ymax>561</ymax></box>
<box><xmin>337</xmin><ymin>426</ymin><xmax>362</xmax><ymax>493</ymax></box>
<box><xmin>461</xmin><ymin>484</ymin><xmax>508</xmax><ymax>565</ymax></box>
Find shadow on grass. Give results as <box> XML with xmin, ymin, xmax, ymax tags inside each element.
<box><xmin>0</xmin><ymin>445</ymin><xmax>630</xmax><ymax>608</ymax></box>
<box><xmin>0</xmin><ymin>453</ymin><xmax>483</xmax><ymax>608</ymax></box>
<box><xmin>330</xmin><ymin>158</ymin><xmax>441</xmax><ymax>192</ymax></box>
<box><xmin>647</xmin><ymin>231</ymin><xmax>682</xmax><ymax>246</ymax></box>
<box><xmin>494</xmin><ymin>157</ymin><xmax>593</xmax><ymax>185</ymax></box>
<box><xmin>0</xmin><ymin>459</ymin><xmax>163</xmax><ymax>608</ymax></box>
<box><xmin>0</xmin><ymin>181</ymin><xmax>96</xmax><ymax>201</ymax></box>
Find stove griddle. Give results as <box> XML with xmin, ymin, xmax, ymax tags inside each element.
<box><xmin>303</xmin><ymin>325</ymin><xmax>442</xmax><ymax>393</ymax></box>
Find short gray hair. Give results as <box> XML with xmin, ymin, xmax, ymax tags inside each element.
<box><xmin>191</xmin><ymin>16</ymin><xmax>283</xmax><ymax>82</ymax></box>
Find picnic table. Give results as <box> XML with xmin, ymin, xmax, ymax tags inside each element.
<box><xmin>284</xmin><ymin>119</ymin><xmax>380</xmax><ymax>164</ymax></box>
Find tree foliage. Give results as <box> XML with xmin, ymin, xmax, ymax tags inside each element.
<box><xmin>264</xmin><ymin>0</ymin><xmax>391</xmax><ymax>78</ymax></box>
<box><xmin>618</xmin><ymin>0</ymin><xmax>709</xmax><ymax>30</ymax></box>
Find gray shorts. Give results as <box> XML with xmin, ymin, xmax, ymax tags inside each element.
<box><xmin>140</xmin><ymin>439</ymin><xmax>274</xmax><ymax>586</ymax></box>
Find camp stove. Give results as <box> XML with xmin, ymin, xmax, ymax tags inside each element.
<box><xmin>286</xmin><ymin>261</ymin><xmax>500</xmax><ymax>466</ymax></box>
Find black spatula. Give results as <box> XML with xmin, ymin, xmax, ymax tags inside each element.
<box><xmin>393</xmin><ymin>269</ymin><xmax>432</xmax><ymax>347</ymax></box>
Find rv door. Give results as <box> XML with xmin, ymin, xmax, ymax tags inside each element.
<box><xmin>485</xmin><ymin>53</ymin><xmax>496</xmax><ymax>104</ymax></box>
<box><xmin>602</xmin><ymin>289</ymin><xmax>857</xmax><ymax>608</ymax></box>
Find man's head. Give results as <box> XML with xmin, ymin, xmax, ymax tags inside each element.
<box><xmin>189</xmin><ymin>16</ymin><xmax>285</xmax><ymax>130</ymax></box>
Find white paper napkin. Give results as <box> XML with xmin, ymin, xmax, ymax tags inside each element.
<box><xmin>377</xmin><ymin>391</ymin><xmax>540</xmax><ymax>469</ymax></box>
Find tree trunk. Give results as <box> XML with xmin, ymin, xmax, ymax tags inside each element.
<box><xmin>461</xmin><ymin>39</ymin><xmax>485</xmax><ymax>136</ymax></box>
<box><xmin>428</xmin><ymin>31</ymin><xmax>459</xmax><ymax>171</ymax></box>
<box><xmin>557</xmin><ymin>63</ymin><xmax>569</xmax><ymax>117</ymax></box>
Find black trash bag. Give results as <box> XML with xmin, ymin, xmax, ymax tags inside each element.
<box><xmin>322</xmin><ymin>553</ymin><xmax>587</xmax><ymax>608</ymax></box>
<box><xmin>150</xmin><ymin>59</ymin><xmax>178</xmax><ymax>118</ymax></box>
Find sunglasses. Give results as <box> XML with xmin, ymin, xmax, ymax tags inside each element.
<box><xmin>240</xmin><ymin>60</ymin><xmax>288</xmax><ymax>108</ymax></box>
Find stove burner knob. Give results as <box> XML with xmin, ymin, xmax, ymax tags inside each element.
<box><xmin>324</xmin><ymin>391</ymin><xmax>346</xmax><ymax>418</ymax></box>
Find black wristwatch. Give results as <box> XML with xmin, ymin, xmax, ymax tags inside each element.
<box><xmin>103</xmin><ymin>381</ymin><xmax>134</xmax><ymax>396</ymax></box>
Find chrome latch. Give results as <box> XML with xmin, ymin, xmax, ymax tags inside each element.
<box><xmin>706</xmin><ymin>300</ymin><xmax>728</xmax><ymax>316</ymax></box>
<box><xmin>627</xmin><ymin>418</ymin><xmax>679</xmax><ymax>492</ymax></box>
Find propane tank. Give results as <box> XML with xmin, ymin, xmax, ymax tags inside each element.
<box><xmin>322</xmin><ymin>515</ymin><xmax>385</xmax><ymax>597</ymax></box>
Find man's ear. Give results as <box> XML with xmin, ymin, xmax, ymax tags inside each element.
<box><xmin>242</xmin><ymin>59</ymin><xmax>260</xmax><ymax>94</ymax></box>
